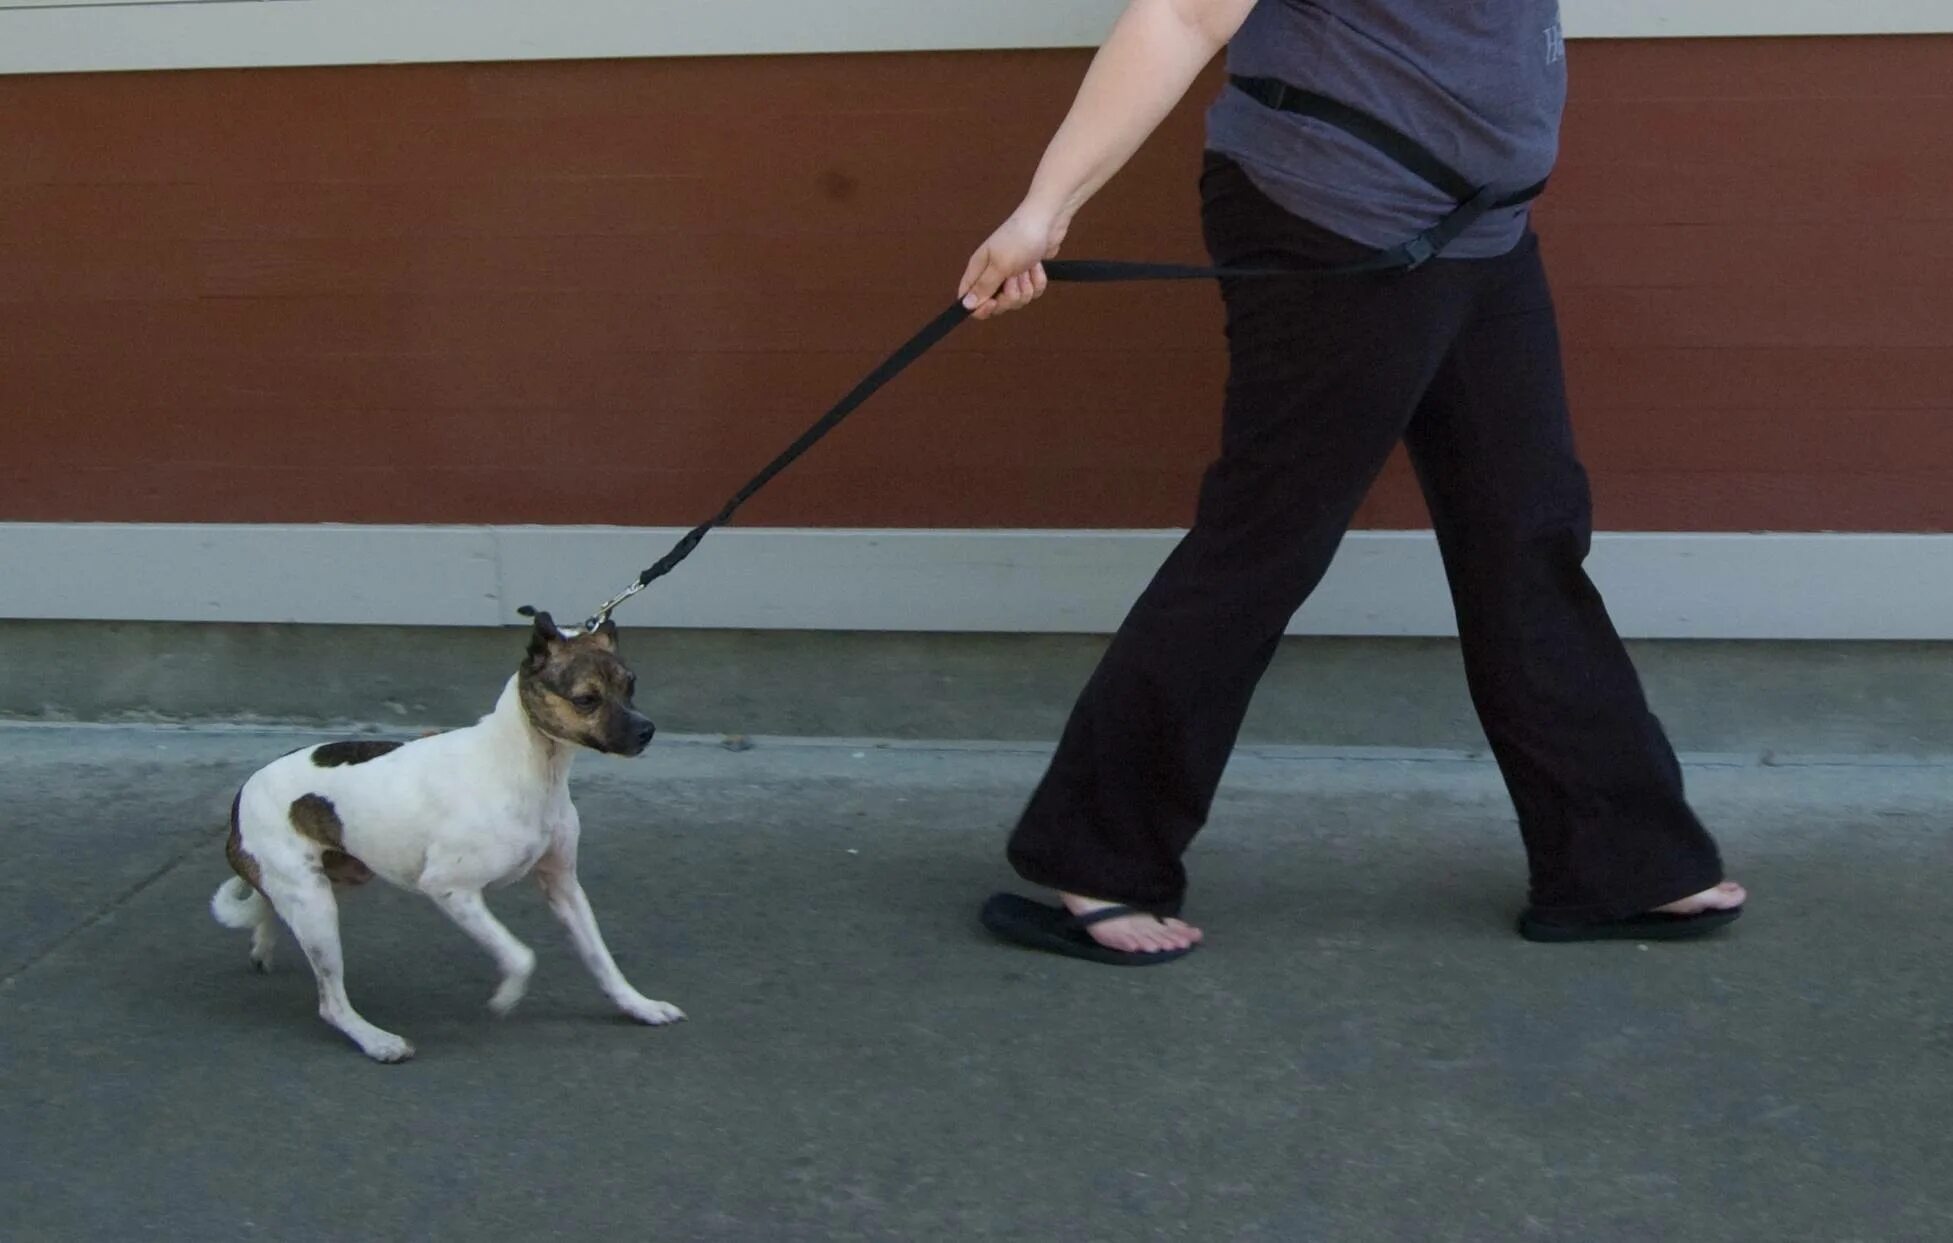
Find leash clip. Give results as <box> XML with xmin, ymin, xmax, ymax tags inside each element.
<box><xmin>582</xmin><ymin>578</ymin><xmax>648</xmax><ymax>634</ymax></box>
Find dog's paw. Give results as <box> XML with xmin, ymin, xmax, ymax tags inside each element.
<box><xmin>360</xmin><ymin>1034</ymin><xmax>416</xmax><ymax>1064</ymax></box>
<box><xmin>250</xmin><ymin>928</ymin><xmax>276</xmax><ymax>973</ymax></box>
<box><xmin>488</xmin><ymin>976</ymin><xmax>530</xmax><ymax>1017</ymax></box>
<box><xmin>622</xmin><ymin>997</ymin><xmax>685</xmax><ymax>1026</ymax></box>
<box><xmin>487</xmin><ymin>947</ymin><xmax>536</xmax><ymax>1015</ymax></box>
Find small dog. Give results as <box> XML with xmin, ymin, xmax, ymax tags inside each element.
<box><xmin>210</xmin><ymin>611</ymin><xmax>682</xmax><ymax>1062</ymax></box>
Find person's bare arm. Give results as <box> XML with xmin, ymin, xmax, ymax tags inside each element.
<box><xmin>958</xmin><ymin>0</ymin><xmax>1257</xmax><ymax>319</ymax></box>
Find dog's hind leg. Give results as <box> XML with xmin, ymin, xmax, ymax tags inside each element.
<box><xmin>249</xmin><ymin>913</ymin><xmax>279</xmax><ymax>974</ymax></box>
<box><xmin>263</xmin><ymin>870</ymin><xmax>414</xmax><ymax>1063</ymax></box>
<box><xmin>211</xmin><ymin>875</ymin><xmax>280</xmax><ymax>973</ymax></box>
<box><xmin>537</xmin><ymin>864</ymin><xmax>684</xmax><ymax>1026</ymax></box>
<box><xmin>423</xmin><ymin>887</ymin><xmax>536</xmax><ymax>1016</ymax></box>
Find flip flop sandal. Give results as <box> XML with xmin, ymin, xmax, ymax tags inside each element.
<box><xmin>980</xmin><ymin>893</ymin><xmax>1196</xmax><ymax>966</ymax></box>
<box><xmin>1517</xmin><ymin>904</ymin><xmax>1744</xmax><ymax>943</ymax></box>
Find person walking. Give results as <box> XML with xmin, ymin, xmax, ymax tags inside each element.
<box><xmin>960</xmin><ymin>0</ymin><xmax>1746</xmax><ymax>964</ymax></box>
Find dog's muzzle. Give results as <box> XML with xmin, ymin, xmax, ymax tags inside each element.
<box><xmin>623</xmin><ymin>715</ymin><xmax>657</xmax><ymax>756</ymax></box>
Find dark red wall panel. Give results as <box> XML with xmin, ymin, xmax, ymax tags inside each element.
<box><xmin>2</xmin><ymin>38</ymin><xmax>1947</xmax><ymax>530</ymax></box>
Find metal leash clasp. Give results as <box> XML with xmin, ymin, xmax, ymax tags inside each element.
<box><xmin>582</xmin><ymin>577</ymin><xmax>648</xmax><ymax>634</ymax></box>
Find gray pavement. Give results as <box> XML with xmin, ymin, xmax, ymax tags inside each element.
<box><xmin>3</xmin><ymin>723</ymin><xmax>1951</xmax><ymax>1242</ymax></box>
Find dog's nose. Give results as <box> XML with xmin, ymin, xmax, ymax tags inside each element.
<box><xmin>635</xmin><ymin>719</ymin><xmax>657</xmax><ymax>746</ymax></box>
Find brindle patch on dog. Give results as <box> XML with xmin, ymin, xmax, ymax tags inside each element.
<box><xmin>290</xmin><ymin>793</ymin><xmax>374</xmax><ymax>883</ymax></box>
<box><xmin>223</xmin><ymin>789</ymin><xmax>262</xmax><ymax>891</ymax></box>
<box><xmin>320</xmin><ymin>850</ymin><xmax>374</xmax><ymax>886</ymax></box>
<box><xmin>311</xmin><ymin>740</ymin><xmax>403</xmax><ymax>768</ymax></box>
<box><xmin>518</xmin><ymin>622</ymin><xmax>635</xmax><ymax>750</ymax></box>
<box><xmin>290</xmin><ymin>793</ymin><xmax>345</xmax><ymax>850</ymax></box>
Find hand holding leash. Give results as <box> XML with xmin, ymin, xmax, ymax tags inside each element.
<box><xmin>958</xmin><ymin>205</ymin><xmax>1065</xmax><ymax>320</ymax></box>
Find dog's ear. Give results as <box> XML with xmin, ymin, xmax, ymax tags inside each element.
<box><xmin>591</xmin><ymin>617</ymin><xmax>619</xmax><ymax>650</ymax></box>
<box><xmin>522</xmin><ymin>608</ymin><xmax>564</xmax><ymax>671</ymax></box>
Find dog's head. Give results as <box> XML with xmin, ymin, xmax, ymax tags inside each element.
<box><xmin>515</xmin><ymin>611</ymin><xmax>656</xmax><ymax>757</ymax></box>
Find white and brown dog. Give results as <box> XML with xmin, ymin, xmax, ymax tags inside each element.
<box><xmin>210</xmin><ymin>611</ymin><xmax>682</xmax><ymax>1062</ymax></box>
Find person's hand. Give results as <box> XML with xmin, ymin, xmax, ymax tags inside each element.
<box><xmin>950</xmin><ymin>0</ymin><xmax>1252</xmax><ymax>320</ymax></box>
<box><xmin>958</xmin><ymin>205</ymin><xmax>1069</xmax><ymax>320</ymax></box>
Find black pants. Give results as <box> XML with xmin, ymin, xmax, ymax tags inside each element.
<box><xmin>1007</xmin><ymin>154</ymin><xmax>1726</xmax><ymax>924</ymax></box>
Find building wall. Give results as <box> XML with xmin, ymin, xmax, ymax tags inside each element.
<box><xmin>2</xmin><ymin>16</ymin><xmax>1950</xmax><ymax>636</ymax></box>
<box><xmin>4</xmin><ymin>38</ymin><xmax>1949</xmax><ymax>533</ymax></box>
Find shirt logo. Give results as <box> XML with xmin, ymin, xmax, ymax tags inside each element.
<box><xmin>1544</xmin><ymin>23</ymin><xmax>1566</xmax><ymax>64</ymax></box>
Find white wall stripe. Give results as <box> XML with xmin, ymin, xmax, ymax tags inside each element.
<box><xmin>1</xmin><ymin>1</ymin><xmax>1947</xmax><ymax>79</ymax></box>
<box><xmin>3</xmin><ymin>524</ymin><xmax>1949</xmax><ymax>641</ymax></box>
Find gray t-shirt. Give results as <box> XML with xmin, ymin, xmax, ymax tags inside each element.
<box><xmin>1205</xmin><ymin>0</ymin><xmax>1568</xmax><ymax>258</ymax></box>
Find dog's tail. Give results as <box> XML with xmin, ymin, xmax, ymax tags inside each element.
<box><xmin>212</xmin><ymin>787</ymin><xmax>270</xmax><ymax>929</ymax></box>
<box><xmin>210</xmin><ymin>876</ymin><xmax>267</xmax><ymax>929</ymax></box>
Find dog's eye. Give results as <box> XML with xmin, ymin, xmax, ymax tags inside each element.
<box><xmin>571</xmin><ymin>692</ymin><xmax>602</xmax><ymax>711</ymax></box>
<box><xmin>625</xmin><ymin>674</ymin><xmax>638</xmax><ymax>696</ymax></box>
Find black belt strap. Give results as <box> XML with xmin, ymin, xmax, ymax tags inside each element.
<box><xmin>1228</xmin><ymin>75</ymin><xmax>1547</xmax><ymax>211</ymax></box>
<box><xmin>1044</xmin><ymin>180</ymin><xmax>1499</xmax><ymax>282</ymax></box>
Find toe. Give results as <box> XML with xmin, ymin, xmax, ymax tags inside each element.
<box><xmin>1161</xmin><ymin>917</ymin><xmax>1202</xmax><ymax>948</ymax></box>
<box><xmin>1087</xmin><ymin>914</ymin><xmax>1167</xmax><ymax>954</ymax></box>
<box><xmin>1059</xmin><ymin>896</ymin><xmax>1199</xmax><ymax>955</ymax></box>
<box><xmin>1124</xmin><ymin>916</ymin><xmax>1194</xmax><ymax>953</ymax></box>
<box><xmin>1655</xmin><ymin>880</ymin><xmax>1748</xmax><ymax>915</ymax></box>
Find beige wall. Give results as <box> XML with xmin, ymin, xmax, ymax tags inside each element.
<box><xmin>4</xmin><ymin>1</ymin><xmax>1953</xmax><ymax>77</ymax></box>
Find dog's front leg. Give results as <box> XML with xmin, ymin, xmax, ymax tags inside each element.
<box><xmin>536</xmin><ymin>864</ymin><xmax>684</xmax><ymax>1026</ymax></box>
<box><xmin>423</xmin><ymin>886</ymin><xmax>537</xmax><ymax>1016</ymax></box>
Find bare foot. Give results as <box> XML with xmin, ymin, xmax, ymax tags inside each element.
<box><xmin>1060</xmin><ymin>894</ymin><xmax>1203</xmax><ymax>954</ymax></box>
<box><xmin>1654</xmin><ymin>880</ymin><xmax>1746</xmax><ymax>915</ymax></box>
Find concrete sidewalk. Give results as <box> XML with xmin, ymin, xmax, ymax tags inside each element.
<box><xmin>3</xmin><ymin>723</ymin><xmax>1950</xmax><ymax>1242</ymax></box>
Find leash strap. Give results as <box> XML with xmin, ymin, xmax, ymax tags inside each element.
<box><xmin>569</xmin><ymin>80</ymin><xmax>1549</xmax><ymax>628</ymax></box>
<box><xmin>574</xmin><ymin>233</ymin><xmax>1477</xmax><ymax>630</ymax></box>
<box><xmin>574</xmin><ymin>223</ymin><xmax>1497</xmax><ymax>630</ymax></box>
<box><xmin>579</xmin><ymin>299</ymin><xmax>973</xmax><ymax>629</ymax></box>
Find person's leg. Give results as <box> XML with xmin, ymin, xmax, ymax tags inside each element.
<box><xmin>1401</xmin><ymin>234</ymin><xmax>1742</xmax><ymax>926</ymax></box>
<box><xmin>1003</xmin><ymin>156</ymin><xmax>1482</xmax><ymax>946</ymax></box>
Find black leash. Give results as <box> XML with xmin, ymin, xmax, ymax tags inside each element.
<box><xmin>563</xmin><ymin>78</ymin><xmax>1548</xmax><ymax>630</ymax></box>
<box><xmin>573</xmin><ymin>255</ymin><xmax>1425</xmax><ymax>631</ymax></box>
<box><xmin>575</xmin><ymin>297</ymin><xmax>975</xmax><ymax>629</ymax></box>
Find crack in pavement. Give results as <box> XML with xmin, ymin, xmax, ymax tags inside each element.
<box><xmin>0</xmin><ymin>828</ymin><xmax>215</xmax><ymax>992</ymax></box>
